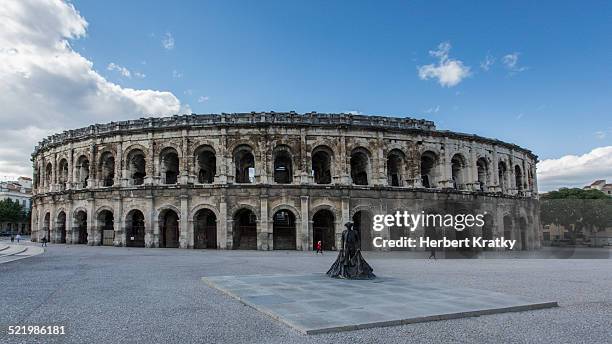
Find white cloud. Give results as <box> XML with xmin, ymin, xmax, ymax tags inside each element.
<box><xmin>537</xmin><ymin>146</ymin><xmax>612</xmax><ymax>191</ymax></box>
<box><xmin>480</xmin><ymin>53</ymin><xmax>495</xmax><ymax>71</ymax></box>
<box><xmin>107</xmin><ymin>62</ymin><xmax>131</xmax><ymax>77</ymax></box>
<box><xmin>134</xmin><ymin>71</ymin><xmax>146</xmax><ymax>79</ymax></box>
<box><xmin>162</xmin><ymin>32</ymin><xmax>175</xmax><ymax>50</ymax></box>
<box><xmin>172</xmin><ymin>69</ymin><xmax>183</xmax><ymax>79</ymax></box>
<box><xmin>197</xmin><ymin>96</ymin><xmax>209</xmax><ymax>103</ymax></box>
<box><xmin>502</xmin><ymin>52</ymin><xmax>528</xmax><ymax>73</ymax></box>
<box><xmin>0</xmin><ymin>0</ymin><xmax>181</xmax><ymax>180</ymax></box>
<box><xmin>424</xmin><ymin>105</ymin><xmax>440</xmax><ymax>114</ymax></box>
<box><xmin>418</xmin><ymin>42</ymin><xmax>471</xmax><ymax>87</ymax></box>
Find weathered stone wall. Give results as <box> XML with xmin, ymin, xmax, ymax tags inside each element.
<box><xmin>30</xmin><ymin>112</ymin><xmax>539</xmax><ymax>251</ymax></box>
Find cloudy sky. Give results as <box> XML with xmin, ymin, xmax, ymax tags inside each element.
<box><xmin>0</xmin><ymin>0</ymin><xmax>610</xmax><ymax>191</ymax></box>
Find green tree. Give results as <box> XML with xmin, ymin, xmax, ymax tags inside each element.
<box><xmin>0</xmin><ymin>198</ymin><xmax>23</xmax><ymax>224</ymax></box>
<box><xmin>542</xmin><ymin>188</ymin><xmax>609</xmax><ymax>200</ymax></box>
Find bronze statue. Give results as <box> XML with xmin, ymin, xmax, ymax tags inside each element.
<box><xmin>327</xmin><ymin>221</ymin><xmax>375</xmax><ymax>279</ymax></box>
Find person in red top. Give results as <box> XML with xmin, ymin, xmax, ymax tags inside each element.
<box><xmin>316</xmin><ymin>240</ymin><xmax>323</xmax><ymax>254</ymax></box>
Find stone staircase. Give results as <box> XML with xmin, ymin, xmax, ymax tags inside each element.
<box><xmin>0</xmin><ymin>243</ymin><xmax>44</xmax><ymax>264</ymax></box>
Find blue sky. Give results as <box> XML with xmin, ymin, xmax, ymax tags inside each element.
<box><xmin>71</xmin><ymin>0</ymin><xmax>611</xmax><ymax>159</ymax></box>
<box><xmin>0</xmin><ymin>0</ymin><xmax>610</xmax><ymax>189</ymax></box>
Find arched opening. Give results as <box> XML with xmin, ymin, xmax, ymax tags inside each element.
<box><xmin>160</xmin><ymin>148</ymin><xmax>179</xmax><ymax>185</ymax></box>
<box><xmin>387</xmin><ymin>150</ymin><xmax>405</xmax><ymax>187</ymax></box>
<box><xmin>195</xmin><ymin>146</ymin><xmax>216</xmax><ymax>184</ymax></box>
<box><xmin>159</xmin><ymin>209</ymin><xmax>179</xmax><ymax>248</ymax></box>
<box><xmin>503</xmin><ymin>215</ymin><xmax>513</xmax><ymax>250</ymax></box>
<box><xmin>234</xmin><ymin>146</ymin><xmax>255</xmax><ymax>183</ymax></box>
<box><xmin>194</xmin><ymin>209</ymin><xmax>217</xmax><ymax>249</ymax></box>
<box><xmin>420</xmin><ymin>151</ymin><xmax>438</xmax><ymax>188</ymax></box>
<box><xmin>515</xmin><ymin>165</ymin><xmax>523</xmax><ymax>192</ymax></box>
<box><xmin>498</xmin><ymin>161</ymin><xmax>508</xmax><ymax>193</ymax></box>
<box><xmin>45</xmin><ymin>163</ymin><xmax>53</xmax><ymax>187</ymax></box>
<box><xmin>272</xmin><ymin>210</ymin><xmax>296</xmax><ymax>250</ymax></box>
<box><xmin>477</xmin><ymin>158</ymin><xmax>489</xmax><ymax>191</ymax></box>
<box><xmin>519</xmin><ymin>217</ymin><xmax>527</xmax><ymax>250</ymax></box>
<box><xmin>313</xmin><ymin>209</ymin><xmax>335</xmax><ymax>251</ymax></box>
<box><xmin>58</xmin><ymin>159</ymin><xmax>68</xmax><ymax>190</ymax></box>
<box><xmin>353</xmin><ymin>211</ymin><xmax>373</xmax><ymax>250</ymax></box>
<box><xmin>43</xmin><ymin>212</ymin><xmax>50</xmax><ymax>242</ymax></box>
<box><xmin>527</xmin><ymin>166</ymin><xmax>534</xmax><ymax>191</ymax></box>
<box><xmin>126</xmin><ymin>209</ymin><xmax>145</xmax><ymax>247</ymax></box>
<box><xmin>76</xmin><ymin>155</ymin><xmax>89</xmax><ymax>188</ymax></box>
<box><xmin>127</xmin><ymin>149</ymin><xmax>146</xmax><ymax>186</ymax></box>
<box><xmin>273</xmin><ymin>148</ymin><xmax>293</xmax><ymax>184</ymax></box>
<box><xmin>99</xmin><ymin>152</ymin><xmax>115</xmax><ymax>187</ymax></box>
<box><xmin>97</xmin><ymin>210</ymin><xmax>114</xmax><ymax>246</ymax></box>
<box><xmin>56</xmin><ymin>211</ymin><xmax>67</xmax><ymax>243</ymax></box>
<box><xmin>233</xmin><ymin>208</ymin><xmax>257</xmax><ymax>249</ymax></box>
<box><xmin>312</xmin><ymin>146</ymin><xmax>332</xmax><ymax>184</ymax></box>
<box><xmin>74</xmin><ymin>210</ymin><xmax>88</xmax><ymax>244</ymax></box>
<box><xmin>451</xmin><ymin>154</ymin><xmax>467</xmax><ymax>190</ymax></box>
<box><xmin>350</xmin><ymin>148</ymin><xmax>370</xmax><ymax>185</ymax></box>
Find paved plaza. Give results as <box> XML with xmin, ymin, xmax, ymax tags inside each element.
<box><xmin>203</xmin><ymin>274</ymin><xmax>557</xmax><ymax>334</ymax></box>
<box><xmin>0</xmin><ymin>243</ymin><xmax>610</xmax><ymax>343</ymax></box>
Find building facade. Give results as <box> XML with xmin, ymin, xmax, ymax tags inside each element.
<box><xmin>0</xmin><ymin>177</ymin><xmax>32</xmax><ymax>234</ymax></box>
<box><xmin>30</xmin><ymin>112</ymin><xmax>540</xmax><ymax>251</ymax></box>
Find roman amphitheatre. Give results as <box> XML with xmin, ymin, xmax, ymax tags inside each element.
<box><xmin>30</xmin><ymin>112</ymin><xmax>539</xmax><ymax>251</ymax></box>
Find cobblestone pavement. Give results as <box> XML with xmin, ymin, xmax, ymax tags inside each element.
<box><xmin>0</xmin><ymin>245</ymin><xmax>610</xmax><ymax>344</ymax></box>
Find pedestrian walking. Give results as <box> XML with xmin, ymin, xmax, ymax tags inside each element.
<box><xmin>41</xmin><ymin>236</ymin><xmax>48</xmax><ymax>247</ymax></box>
<box><xmin>428</xmin><ymin>246</ymin><xmax>436</xmax><ymax>259</ymax></box>
<box><xmin>316</xmin><ymin>240</ymin><xmax>323</xmax><ymax>254</ymax></box>
<box><xmin>10</xmin><ymin>235</ymin><xmax>14</xmax><ymax>243</ymax></box>
<box><xmin>16</xmin><ymin>234</ymin><xmax>21</xmax><ymax>243</ymax></box>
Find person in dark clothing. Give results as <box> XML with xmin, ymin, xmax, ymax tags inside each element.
<box><xmin>41</xmin><ymin>236</ymin><xmax>48</xmax><ymax>247</ymax></box>
<box><xmin>428</xmin><ymin>246</ymin><xmax>436</xmax><ymax>259</ymax></box>
<box><xmin>327</xmin><ymin>222</ymin><xmax>375</xmax><ymax>279</ymax></box>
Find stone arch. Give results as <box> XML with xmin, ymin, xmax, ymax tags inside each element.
<box><xmin>159</xmin><ymin>146</ymin><xmax>180</xmax><ymax>184</ymax></box>
<box><xmin>450</xmin><ymin>153</ymin><xmax>468</xmax><ymax>190</ymax></box>
<box><xmin>96</xmin><ymin>208</ymin><xmax>114</xmax><ymax>246</ymax></box>
<box><xmin>193</xmin><ymin>208</ymin><xmax>217</xmax><ymax>249</ymax></box>
<box><xmin>269</xmin><ymin>204</ymin><xmax>302</xmax><ymax>223</ymax></box>
<box><xmin>158</xmin><ymin>208</ymin><xmax>180</xmax><ymax>248</ymax></box>
<box><xmin>476</xmin><ymin>157</ymin><xmax>490</xmax><ymax>191</ymax></box>
<box><xmin>272</xmin><ymin>145</ymin><xmax>294</xmax><ymax>184</ymax></box>
<box><xmin>125</xmin><ymin>148</ymin><xmax>147</xmax><ymax>186</ymax></box>
<box><xmin>73</xmin><ymin>209</ymin><xmax>88</xmax><ymax>244</ymax></box>
<box><xmin>233</xmin><ymin>144</ymin><xmax>255</xmax><ymax>183</ymax></box>
<box><xmin>125</xmin><ymin>209</ymin><xmax>146</xmax><ymax>247</ymax></box>
<box><xmin>75</xmin><ymin>155</ymin><xmax>90</xmax><ymax>188</ymax></box>
<box><xmin>312</xmin><ymin>208</ymin><xmax>335</xmax><ymax>251</ymax></box>
<box><xmin>232</xmin><ymin>207</ymin><xmax>258</xmax><ymax>250</ymax></box>
<box><xmin>350</xmin><ymin>146</ymin><xmax>372</xmax><ymax>185</ymax></box>
<box><xmin>498</xmin><ymin>160</ymin><xmax>509</xmax><ymax>193</ymax></box>
<box><xmin>56</xmin><ymin>210</ymin><xmax>67</xmax><ymax>243</ymax></box>
<box><xmin>57</xmin><ymin>158</ymin><xmax>69</xmax><ymax>189</ymax></box>
<box><xmin>272</xmin><ymin>208</ymin><xmax>297</xmax><ymax>250</ymax></box>
<box><xmin>312</xmin><ymin>145</ymin><xmax>334</xmax><ymax>184</ymax></box>
<box><xmin>190</xmin><ymin>204</ymin><xmax>221</xmax><ymax>221</ymax></box>
<box><xmin>420</xmin><ymin>150</ymin><xmax>440</xmax><ymax>188</ymax></box>
<box><xmin>156</xmin><ymin>204</ymin><xmax>181</xmax><ymax>220</ymax></box>
<box><xmin>193</xmin><ymin>144</ymin><xmax>217</xmax><ymax>184</ymax></box>
<box><xmin>514</xmin><ymin>164</ymin><xmax>523</xmax><ymax>192</ymax></box>
<box><xmin>98</xmin><ymin>151</ymin><xmax>116</xmax><ymax>187</ymax></box>
<box><xmin>387</xmin><ymin>149</ymin><xmax>406</xmax><ymax>186</ymax></box>
<box><xmin>45</xmin><ymin>162</ymin><xmax>53</xmax><ymax>187</ymax></box>
<box><xmin>43</xmin><ymin>212</ymin><xmax>51</xmax><ymax>242</ymax></box>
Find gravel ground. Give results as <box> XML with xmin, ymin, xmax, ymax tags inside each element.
<box><xmin>0</xmin><ymin>245</ymin><xmax>610</xmax><ymax>344</ymax></box>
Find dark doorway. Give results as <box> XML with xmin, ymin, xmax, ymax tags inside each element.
<box><xmin>312</xmin><ymin>147</ymin><xmax>332</xmax><ymax>184</ymax></box>
<box><xmin>273</xmin><ymin>150</ymin><xmax>293</xmax><ymax>184</ymax></box>
<box><xmin>273</xmin><ymin>210</ymin><xmax>296</xmax><ymax>250</ymax></box>
<box><xmin>98</xmin><ymin>210</ymin><xmax>114</xmax><ymax>246</ymax></box>
<box><xmin>352</xmin><ymin>211</ymin><xmax>372</xmax><ymax>250</ymax></box>
<box><xmin>159</xmin><ymin>209</ymin><xmax>179</xmax><ymax>248</ymax></box>
<box><xmin>313</xmin><ymin>209</ymin><xmax>335</xmax><ymax>250</ymax></box>
<box><xmin>126</xmin><ymin>210</ymin><xmax>145</xmax><ymax>247</ymax></box>
<box><xmin>233</xmin><ymin>209</ymin><xmax>257</xmax><ymax>249</ymax></box>
<box><xmin>56</xmin><ymin>211</ymin><xmax>67</xmax><ymax>243</ymax></box>
<box><xmin>194</xmin><ymin>209</ymin><xmax>217</xmax><ymax>249</ymax></box>
<box><xmin>74</xmin><ymin>211</ymin><xmax>88</xmax><ymax>244</ymax></box>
